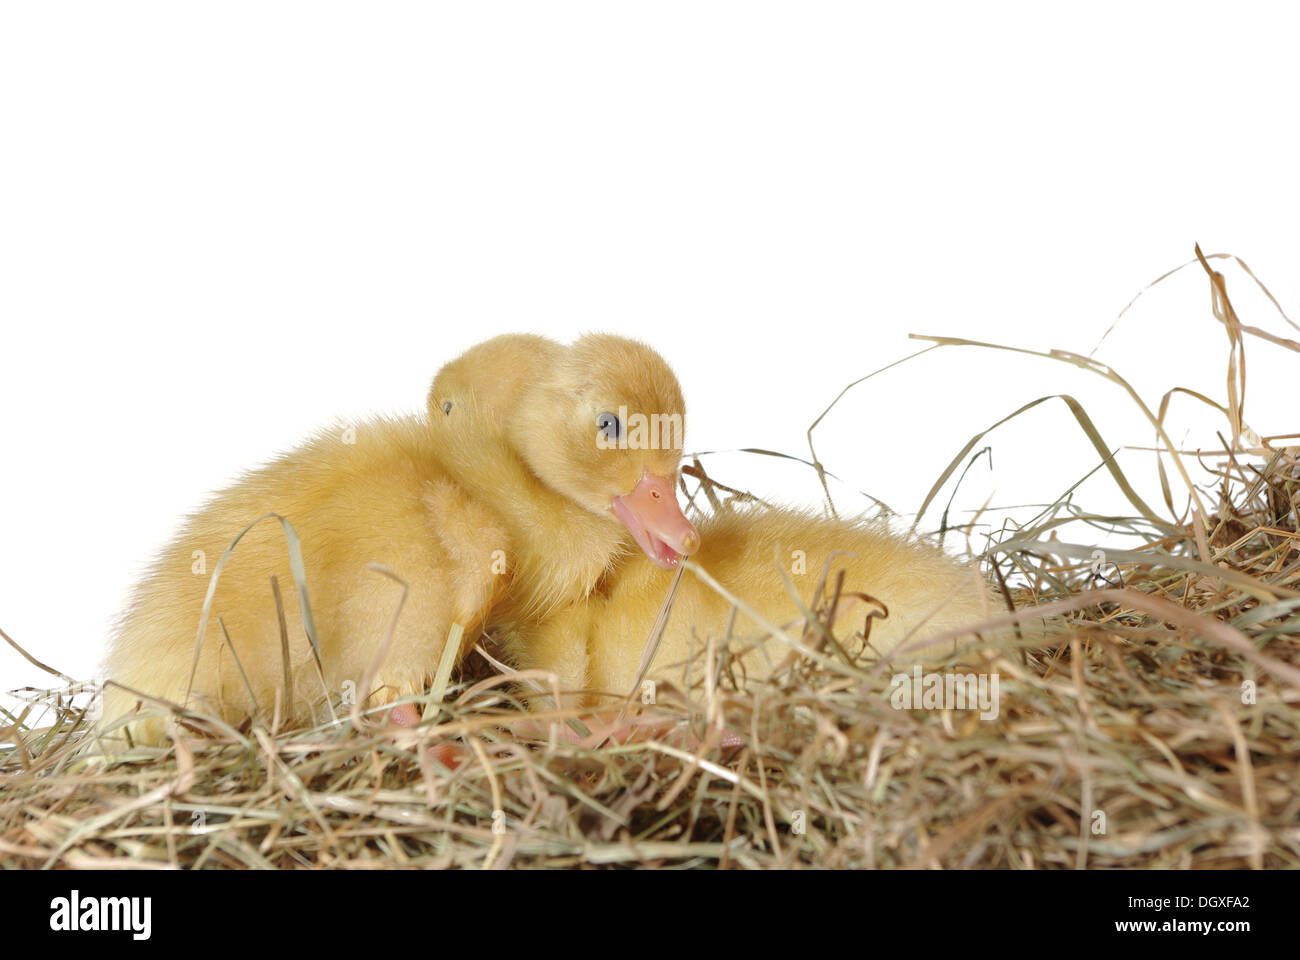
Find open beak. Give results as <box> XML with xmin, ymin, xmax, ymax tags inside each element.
<box><xmin>611</xmin><ymin>470</ymin><xmax>701</xmax><ymax>569</ymax></box>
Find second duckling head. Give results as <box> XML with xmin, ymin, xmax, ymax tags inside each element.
<box><xmin>433</xmin><ymin>333</ymin><xmax>701</xmax><ymax>569</ymax></box>
<box><xmin>431</xmin><ymin>333</ymin><xmax>560</xmax><ymax>422</ymax></box>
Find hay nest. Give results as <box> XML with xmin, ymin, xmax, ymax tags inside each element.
<box><xmin>3</xmin><ymin>248</ymin><xmax>1297</xmax><ymax>869</ymax></box>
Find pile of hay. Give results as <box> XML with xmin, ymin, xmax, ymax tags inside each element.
<box><xmin>3</xmin><ymin>250</ymin><xmax>1297</xmax><ymax>869</ymax></box>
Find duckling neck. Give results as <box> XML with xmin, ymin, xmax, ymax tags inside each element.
<box><xmin>434</xmin><ymin>415</ymin><xmax>627</xmax><ymax>617</ymax></box>
<box><xmin>496</xmin><ymin>507</ymin><xmax>625</xmax><ymax>626</ymax></box>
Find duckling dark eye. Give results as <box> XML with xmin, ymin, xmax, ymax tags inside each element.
<box><xmin>442</xmin><ymin>400</ymin><xmax>453</xmax><ymax>416</ymax></box>
<box><xmin>597</xmin><ymin>411</ymin><xmax>621</xmax><ymax>442</ymax></box>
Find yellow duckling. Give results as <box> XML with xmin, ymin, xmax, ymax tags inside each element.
<box><xmin>522</xmin><ymin>506</ymin><xmax>991</xmax><ymax>711</ymax></box>
<box><xmin>101</xmin><ymin>333</ymin><xmax>700</xmax><ymax>746</ymax></box>
<box><xmin>432</xmin><ymin>335</ymin><xmax>990</xmax><ymax>714</ymax></box>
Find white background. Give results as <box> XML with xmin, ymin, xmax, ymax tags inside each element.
<box><xmin>3</xmin><ymin>2</ymin><xmax>1298</xmax><ymax>713</ymax></box>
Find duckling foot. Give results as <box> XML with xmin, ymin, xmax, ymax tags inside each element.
<box><xmin>385</xmin><ymin>703</ymin><xmax>469</xmax><ymax>769</ymax></box>
<box><xmin>387</xmin><ymin>703</ymin><xmax>422</xmax><ymax>728</ymax></box>
<box><xmin>424</xmin><ymin>740</ymin><xmax>468</xmax><ymax>770</ymax></box>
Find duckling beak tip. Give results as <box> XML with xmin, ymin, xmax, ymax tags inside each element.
<box><xmin>612</xmin><ymin>472</ymin><xmax>700</xmax><ymax>569</ymax></box>
<box><xmin>680</xmin><ymin>529</ymin><xmax>701</xmax><ymax>556</ymax></box>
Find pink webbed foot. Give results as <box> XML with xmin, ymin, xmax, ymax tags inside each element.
<box><xmin>381</xmin><ymin>703</ymin><xmax>469</xmax><ymax>770</ymax></box>
<box><xmin>386</xmin><ymin>702</ymin><xmax>422</xmax><ymax>728</ymax></box>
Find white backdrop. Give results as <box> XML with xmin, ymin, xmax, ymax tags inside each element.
<box><xmin>3</xmin><ymin>2</ymin><xmax>1298</xmax><ymax>714</ymax></box>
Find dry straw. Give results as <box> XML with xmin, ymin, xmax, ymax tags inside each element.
<box><xmin>3</xmin><ymin>247</ymin><xmax>1297</xmax><ymax>869</ymax></box>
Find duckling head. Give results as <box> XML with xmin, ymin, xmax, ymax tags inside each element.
<box><xmin>430</xmin><ymin>333</ymin><xmax>560</xmax><ymax>424</ymax></box>
<box><xmin>508</xmin><ymin>333</ymin><xmax>701</xmax><ymax>569</ymax></box>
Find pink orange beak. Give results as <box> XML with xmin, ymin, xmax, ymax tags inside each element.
<box><xmin>611</xmin><ymin>471</ymin><xmax>701</xmax><ymax>569</ymax></box>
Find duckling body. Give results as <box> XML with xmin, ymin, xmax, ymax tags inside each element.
<box><xmin>519</xmin><ymin>507</ymin><xmax>991</xmax><ymax>709</ymax></box>
<box><xmin>102</xmin><ymin>333</ymin><xmax>699</xmax><ymax>746</ymax></box>
<box><xmin>101</xmin><ymin>418</ymin><xmax>508</xmax><ymax>746</ymax></box>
